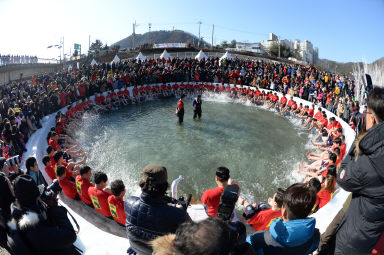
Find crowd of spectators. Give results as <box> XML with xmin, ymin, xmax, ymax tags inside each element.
<box><xmin>0</xmin><ymin>55</ymin><xmax>383</xmax><ymax>255</ymax></box>
<box><xmin>0</xmin><ymin>55</ymin><xmax>38</xmax><ymax>66</ymax></box>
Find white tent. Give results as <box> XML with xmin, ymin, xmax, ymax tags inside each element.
<box><xmin>159</xmin><ymin>49</ymin><xmax>172</xmax><ymax>60</ymax></box>
<box><xmin>136</xmin><ymin>52</ymin><xmax>146</xmax><ymax>62</ymax></box>
<box><xmin>195</xmin><ymin>50</ymin><xmax>208</xmax><ymax>61</ymax></box>
<box><xmin>90</xmin><ymin>59</ymin><xmax>98</xmax><ymax>66</ymax></box>
<box><xmin>111</xmin><ymin>55</ymin><xmax>120</xmax><ymax>64</ymax></box>
<box><xmin>219</xmin><ymin>51</ymin><xmax>234</xmax><ymax>61</ymax></box>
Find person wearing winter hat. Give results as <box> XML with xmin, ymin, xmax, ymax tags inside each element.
<box><xmin>124</xmin><ymin>164</ymin><xmax>190</xmax><ymax>255</ymax></box>
<box><xmin>7</xmin><ymin>175</ymin><xmax>77</xmax><ymax>255</ymax></box>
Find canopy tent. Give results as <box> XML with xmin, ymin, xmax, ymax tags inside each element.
<box><xmin>136</xmin><ymin>52</ymin><xmax>146</xmax><ymax>62</ymax></box>
<box><xmin>195</xmin><ymin>50</ymin><xmax>208</xmax><ymax>61</ymax></box>
<box><xmin>159</xmin><ymin>49</ymin><xmax>172</xmax><ymax>60</ymax></box>
<box><xmin>111</xmin><ymin>55</ymin><xmax>120</xmax><ymax>64</ymax></box>
<box><xmin>219</xmin><ymin>51</ymin><xmax>234</xmax><ymax>61</ymax></box>
<box><xmin>90</xmin><ymin>59</ymin><xmax>98</xmax><ymax>66</ymax></box>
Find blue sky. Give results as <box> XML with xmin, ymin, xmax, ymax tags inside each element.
<box><xmin>0</xmin><ymin>0</ymin><xmax>383</xmax><ymax>63</ymax></box>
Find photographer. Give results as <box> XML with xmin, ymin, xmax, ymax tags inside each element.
<box><xmin>201</xmin><ymin>166</ymin><xmax>238</xmax><ymax>217</ymax></box>
<box><xmin>6</xmin><ymin>175</ymin><xmax>77</xmax><ymax>255</ymax></box>
<box><xmin>335</xmin><ymin>87</ymin><xmax>384</xmax><ymax>254</ymax></box>
<box><xmin>124</xmin><ymin>164</ymin><xmax>190</xmax><ymax>255</ymax></box>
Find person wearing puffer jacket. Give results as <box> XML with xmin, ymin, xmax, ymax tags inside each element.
<box><xmin>246</xmin><ymin>183</ymin><xmax>319</xmax><ymax>255</ymax></box>
<box><xmin>124</xmin><ymin>165</ymin><xmax>190</xmax><ymax>255</ymax></box>
<box><xmin>6</xmin><ymin>175</ymin><xmax>77</xmax><ymax>255</ymax></box>
<box><xmin>335</xmin><ymin>87</ymin><xmax>384</xmax><ymax>254</ymax></box>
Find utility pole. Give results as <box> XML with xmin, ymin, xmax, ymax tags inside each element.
<box><xmin>211</xmin><ymin>24</ymin><xmax>214</xmax><ymax>49</ymax></box>
<box><xmin>198</xmin><ymin>21</ymin><xmax>202</xmax><ymax>47</ymax></box>
<box><xmin>149</xmin><ymin>23</ymin><xmax>151</xmax><ymax>32</ymax></box>
<box><xmin>62</xmin><ymin>36</ymin><xmax>65</xmax><ymax>64</ymax></box>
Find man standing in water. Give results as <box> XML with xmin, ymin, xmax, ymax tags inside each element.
<box><xmin>176</xmin><ymin>94</ymin><xmax>185</xmax><ymax>124</ymax></box>
<box><xmin>193</xmin><ymin>94</ymin><xmax>202</xmax><ymax>120</ymax></box>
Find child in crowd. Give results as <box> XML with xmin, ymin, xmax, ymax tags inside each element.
<box><xmin>88</xmin><ymin>171</ymin><xmax>112</xmax><ymax>218</ymax></box>
<box><xmin>108</xmin><ymin>179</ymin><xmax>126</xmax><ymax>226</ymax></box>
<box><xmin>246</xmin><ymin>183</ymin><xmax>319</xmax><ymax>254</ymax></box>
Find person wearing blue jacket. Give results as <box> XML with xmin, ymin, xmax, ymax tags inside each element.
<box><xmin>246</xmin><ymin>183</ymin><xmax>319</xmax><ymax>255</ymax></box>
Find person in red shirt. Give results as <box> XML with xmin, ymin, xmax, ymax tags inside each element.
<box><xmin>240</xmin><ymin>188</ymin><xmax>284</xmax><ymax>231</ymax></box>
<box><xmin>42</xmin><ymin>155</ymin><xmax>56</xmax><ymax>180</ymax></box>
<box><xmin>76</xmin><ymin>165</ymin><xmax>94</xmax><ymax>206</ymax></box>
<box><xmin>314</xmin><ymin>172</ymin><xmax>336</xmax><ymax>210</ymax></box>
<box><xmin>59</xmin><ymin>91</ymin><xmax>68</xmax><ymax>108</ymax></box>
<box><xmin>48</xmin><ymin>132</ymin><xmax>61</xmax><ymax>151</ymax></box>
<box><xmin>201</xmin><ymin>167</ymin><xmax>238</xmax><ymax>217</ymax></box>
<box><xmin>108</xmin><ymin>179</ymin><xmax>126</xmax><ymax>226</ymax></box>
<box><xmin>175</xmin><ymin>94</ymin><xmax>185</xmax><ymax>124</ymax></box>
<box><xmin>57</xmin><ymin>165</ymin><xmax>79</xmax><ymax>200</ymax></box>
<box><xmin>88</xmin><ymin>171</ymin><xmax>113</xmax><ymax>218</ymax></box>
<box><xmin>53</xmin><ymin>150</ymin><xmax>86</xmax><ymax>179</ymax></box>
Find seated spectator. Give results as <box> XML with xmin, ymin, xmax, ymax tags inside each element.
<box><xmin>88</xmin><ymin>171</ymin><xmax>112</xmax><ymax>218</ymax></box>
<box><xmin>246</xmin><ymin>183</ymin><xmax>319</xmax><ymax>255</ymax></box>
<box><xmin>240</xmin><ymin>188</ymin><xmax>285</xmax><ymax>231</ymax></box>
<box><xmin>75</xmin><ymin>166</ymin><xmax>94</xmax><ymax>206</ymax></box>
<box><xmin>46</xmin><ymin>145</ymin><xmax>56</xmax><ymax>165</ymax></box>
<box><xmin>6</xmin><ymin>175</ymin><xmax>77</xmax><ymax>254</ymax></box>
<box><xmin>108</xmin><ymin>179</ymin><xmax>126</xmax><ymax>226</ymax></box>
<box><xmin>53</xmin><ymin>151</ymin><xmax>85</xmax><ymax>178</ymax></box>
<box><xmin>57</xmin><ymin>165</ymin><xmax>79</xmax><ymax>200</ymax></box>
<box><xmin>124</xmin><ymin>164</ymin><xmax>190</xmax><ymax>255</ymax></box>
<box><xmin>201</xmin><ymin>166</ymin><xmax>238</xmax><ymax>217</ymax></box>
<box><xmin>314</xmin><ymin>169</ymin><xmax>336</xmax><ymax>210</ymax></box>
<box><xmin>42</xmin><ymin>155</ymin><xmax>56</xmax><ymax>180</ymax></box>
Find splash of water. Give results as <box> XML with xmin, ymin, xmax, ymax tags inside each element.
<box><xmin>352</xmin><ymin>60</ymin><xmax>384</xmax><ymax>104</ymax></box>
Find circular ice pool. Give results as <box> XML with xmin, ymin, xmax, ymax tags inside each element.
<box><xmin>75</xmin><ymin>97</ymin><xmax>309</xmax><ymax>200</ymax></box>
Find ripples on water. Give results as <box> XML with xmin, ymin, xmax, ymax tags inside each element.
<box><xmin>75</xmin><ymin>94</ymin><xmax>310</xmax><ymax>202</ymax></box>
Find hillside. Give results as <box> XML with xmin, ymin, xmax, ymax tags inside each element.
<box><xmin>113</xmin><ymin>30</ymin><xmax>210</xmax><ymax>49</ymax></box>
<box><xmin>316</xmin><ymin>57</ymin><xmax>384</xmax><ymax>76</ymax></box>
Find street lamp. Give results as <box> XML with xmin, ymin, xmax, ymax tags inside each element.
<box><xmin>47</xmin><ymin>44</ymin><xmax>62</xmax><ymax>64</ymax></box>
<box><xmin>47</xmin><ymin>37</ymin><xmax>64</xmax><ymax>64</ymax></box>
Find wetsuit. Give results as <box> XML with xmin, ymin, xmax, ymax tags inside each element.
<box><xmin>177</xmin><ymin>99</ymin><xmax>184</xmax><ymax>124</ymax></box>
<box><xmin>192</xmin><ymin>98</ymin><xmax>202</xmax><ymax>119</ymax></box>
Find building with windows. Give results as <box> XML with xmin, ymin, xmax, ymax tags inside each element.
<box><xmin>261</xmin><ymin>33</ymin><xmax>319</xmax><ymax>64</ymax></box>
<box><xmin>234</xmin><ymin>42</ymin><xmax>264</xmax><ymax>54</ymax></box>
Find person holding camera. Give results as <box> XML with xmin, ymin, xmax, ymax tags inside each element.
<box><xmin>246</xmin><ymin>183</ymin><xmax>319</xmax><ymax>255</ymax></box>
<box><xmin>6</xmin><ymin>174</ymin><xmax>77</xmax><ymax>255</ymax></box>
<box><xmin>124</xmin><ymin>164</ymin><xmax>190</xmax><ymax>255</ymax></box>
<box><xmin>201</xmin><ymin>166</ymin><xmax>238</xmax><ymax>217</ymax></box>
